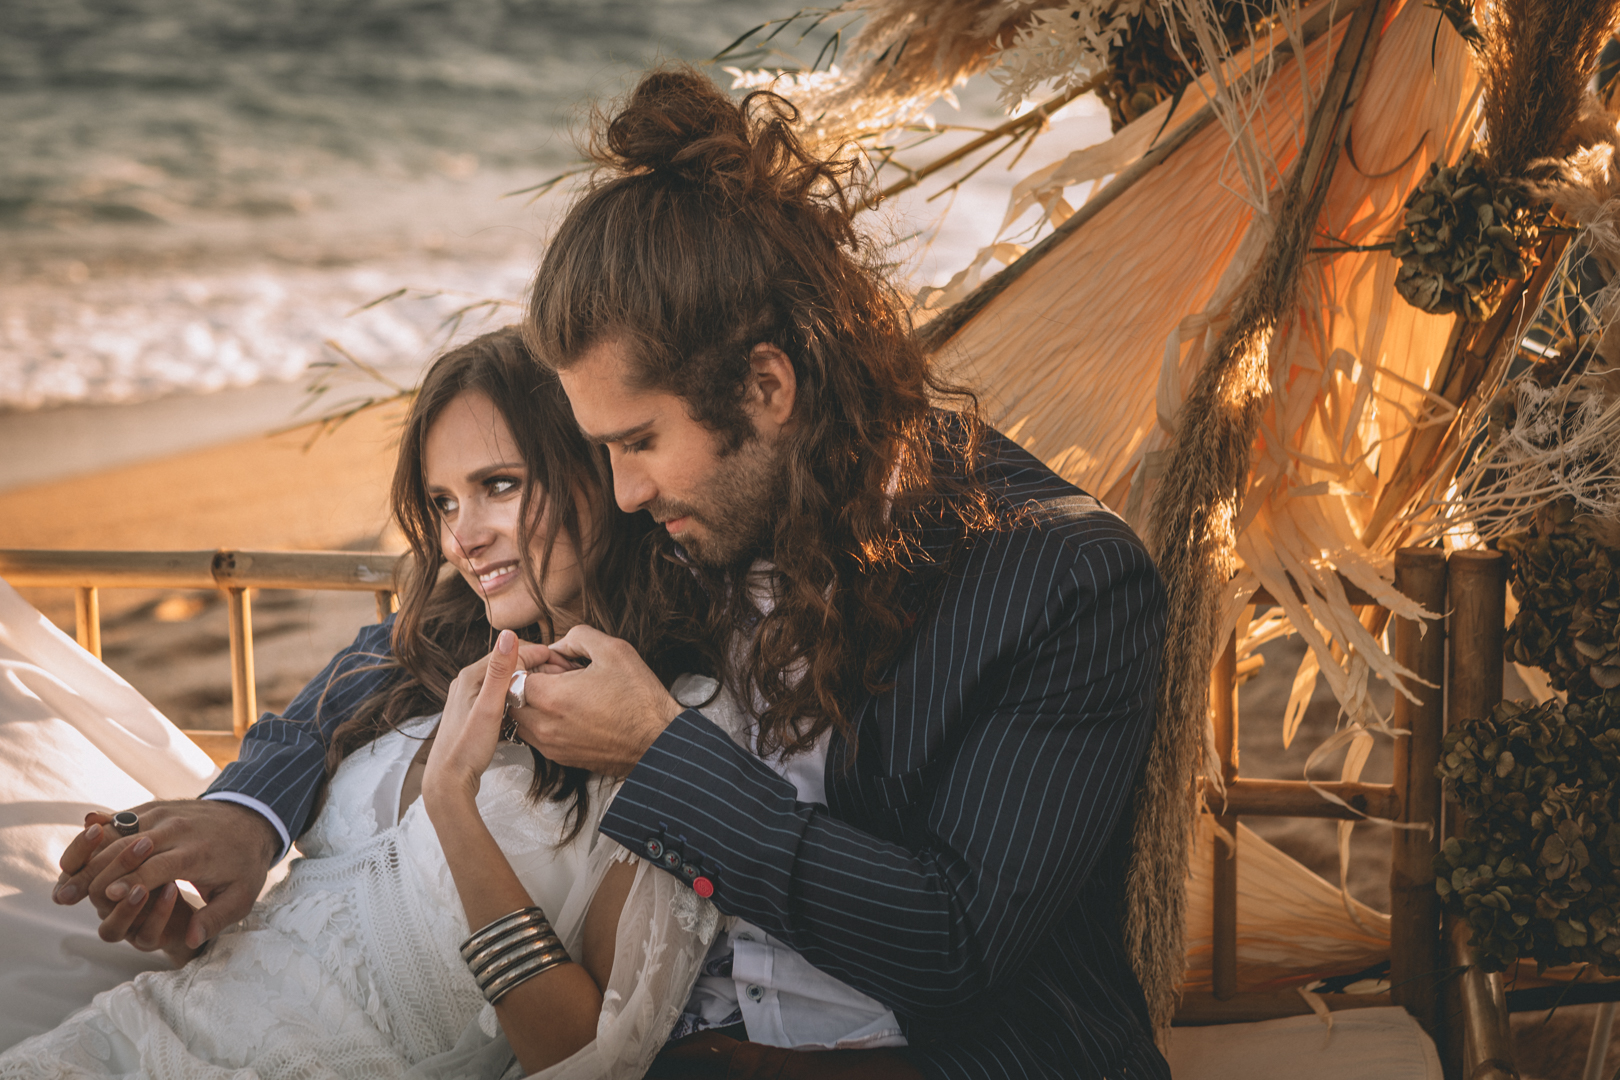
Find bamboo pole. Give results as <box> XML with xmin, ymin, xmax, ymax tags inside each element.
<box><xmin>1389</xmin><ymin>547</ymin><xmax>1448</xmax><ymax>1040</ymax></box>
<box><xmin>74</xmin><ymin>586</ymin><xmax>101</xmax><ymax>660</ymax></box>
<box><xmin>0</xmin><ymin>549</ymin><xmax>403</xmax><ymax>590</ymax></box>
<box><xmin>209</xmin><ymin>550</ymin><xmax>401</xmax><ymax>592</ymax></box>
<box><xmin>1445</xmin><ymin>550</ymin><xmax>1510</xmax><ymax>1079</ymax></box>
<box><xmin>1212</xmin><ymin>633</ymin><xmax>1240</xmax><ymax>1000</ymax></box>
<box><xmin>1199</xmin><ymin>777</ymin><xmax>1399</xmax><ymax>819</ymax></box>
<box><xmin>1449</xmin><ymin>918</ymin><xmax>1519</xmax><ymax>1080</ymax></box>
<box><xmin>1447</xmin><ymin>551</ymin><xmax>1506</xmax><ymax>735</ymax></box>
<box><xmin>225</xmin><ymin>587</ymin><xmax>256</xmax><ymax>739</ymax></box>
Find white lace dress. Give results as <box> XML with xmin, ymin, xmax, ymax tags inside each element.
<box><xmin>0</xmin><ymin>715</ymin><xmax>718</xmax><ymax>1080</ymax></box>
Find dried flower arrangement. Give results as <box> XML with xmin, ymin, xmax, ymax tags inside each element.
<box><xmin>1501</xmin><ymin>501</ymin><xmax>1620</xmax><ymax>700</ymax></box>
<box><xmin>1392</xmin><ymin>150</ymin><xmax>1545</xmax><ymax>320</ymax></box>
<box><xmin>1436</xmin><ymin>695</ymin><xmax>1620</xmax><ymax>973</ymax></box>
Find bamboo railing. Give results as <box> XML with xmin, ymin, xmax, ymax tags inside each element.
<box><xmin>0</xmin><ymin>549</ymin><xmax>404</xmax><ymax>751</ymax></box>
<box><xmin>1</xmin><ymin>544</ymin><xmax>1512</xmax><ymax>1073</ymax></box>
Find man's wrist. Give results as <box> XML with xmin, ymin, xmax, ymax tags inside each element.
<box><xmin>647</xmin><ymin>694</ymin><xmax>683</xmax><ymax>747</ymax></box>
<box><xmin>200</xmin><ymin>793</ymin><xmax>284</xmax><ymax>867</ymax></box>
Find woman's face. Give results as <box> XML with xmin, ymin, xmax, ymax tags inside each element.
<box><xmin>423</xmin><ymin>390</ymin><xmax>586</xmax><ymax>633</ymax></box>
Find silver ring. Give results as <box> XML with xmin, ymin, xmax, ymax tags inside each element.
<box><xmin>502</xmin><ymin>670</ymin><xmax>528</xmax><ymax>743</ymax></box>
<box><xmin>111</xmin><ymin>811</ymin><xmax>139</xmax><ymax>837</ymax></box>
<box><xmin>504</xmin><ymin>669</ymin><xmax>528</xmax><ymax>716</ymax></box>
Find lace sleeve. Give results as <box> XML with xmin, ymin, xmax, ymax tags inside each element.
<box><xmin>406</xmin><ymin>833</ymin><xmax>718</xmax><ymax>1080</ymax></box>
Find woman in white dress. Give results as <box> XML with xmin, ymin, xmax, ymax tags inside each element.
<box><xmin>0</xmin><ymin>328</ymin><xmax>719</xmax><ymax>1080</ymax></box>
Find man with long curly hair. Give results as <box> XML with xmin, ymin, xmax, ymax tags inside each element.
<box><xmin>513</xmin><ymin>67</ymin><xmax>1170</xmax><ymax>1080</ymax></box>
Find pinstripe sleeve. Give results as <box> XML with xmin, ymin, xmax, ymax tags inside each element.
<box><xmin>599</xmin><ymin>529</ymin><xmax>1165</xmax><ymax>1022</ymax></box>
<box><xmin>202</xmin><ymin>619</ymin><xmax>397</xmax><ymax>854</ymax></box>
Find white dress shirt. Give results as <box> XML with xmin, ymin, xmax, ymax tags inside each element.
<box><xmin>670</xmin><ymin>674</ymin><xmax>906</xmax><ymax>1050</ymax></box>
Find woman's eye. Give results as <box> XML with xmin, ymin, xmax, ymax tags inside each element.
<box><xmin>433</xmin><ymin>495</ymin><xmax>458</xmax><ymax>515</ymax></box>
<box><xmin>488</xmin><ymin>477</ymin><xmax>520</xmax><ymax>496</ymax></box>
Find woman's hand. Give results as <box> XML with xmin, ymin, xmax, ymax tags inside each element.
<box><xmin>423</xmin><ymin>629</ymin><xmax>521</xmax><ymax>811</ymax></box>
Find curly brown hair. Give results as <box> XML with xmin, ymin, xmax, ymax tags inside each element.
<box><xmin>323</xmin><ymin>326</ymin><xmax>681</xmax><ymax>837</ymax></box>
<box><xmin>526</xmin><ymin>67</ymin><xmax>994</xmax><ymax>759</ymax></box>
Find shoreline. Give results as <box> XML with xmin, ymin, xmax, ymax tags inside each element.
<box><xmin>0</xmin><ymin>376</ymin><xmax>418</xmax><ymax>493</ymax></box>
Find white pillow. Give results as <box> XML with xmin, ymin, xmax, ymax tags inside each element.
<box><xmin>0</xmin><ymin>578</ymin><xmax>219</xmax><ymax>1050</ymax></box>
<box><xmin>1167</xmin><ymin>1006</ymin><xmax>1441</xmax><ymax>1080</ymax></box>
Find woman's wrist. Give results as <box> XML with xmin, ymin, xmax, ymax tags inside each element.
<box><xmin>421</xmin><ymin>771</ymin><xmax>482</xmax><ymax>821</ymax></box>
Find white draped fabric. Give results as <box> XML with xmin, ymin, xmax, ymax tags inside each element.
<box><xmin>0</xmin><ymin>578</ymin><xmax>217</xmax><ymax>1050</ymax></box>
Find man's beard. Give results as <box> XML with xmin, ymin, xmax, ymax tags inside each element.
<box><xmin>650</xmin><ymin>436</ymin><xmax>786</xmax><ymax>569</ymax></box>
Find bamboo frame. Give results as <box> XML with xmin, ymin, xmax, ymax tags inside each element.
<box><xmin>1</xmin><ymin>548</ymin><xmax>402</xmax><ymax>745</ymax></box>
<box><xmin>1197</xmin><ymin>777</ymin><xmax>1399</xmax><ymax>819</ymax></box>
<box><xmin>1389</xmin><ymin>547</ymin><xmax>1448</xmax><ymax>1040</ymax></box>
<box><xmin>1443</xmin><ymin>550</ymin><xmax>1510</xmax><ymax>1078</ymax></box>
<box><xmin>74</xmin><ymin>586</ymin><xmax>100</xmax><ymax>660</ymax></box>
<box><xmin>225</xmin><ymin>587</ymin><xmax>255</xmax><ymax>738</ymax></box>
<box><xmin>1212</xmin><ymin>633</ymin><xmax>1240</xmax><ymax>1000</ymax></box>
<box><xmin>1187</xmin><ymin>546</ymin><xmax>1514</xmax><ymax>1080</ymax></box>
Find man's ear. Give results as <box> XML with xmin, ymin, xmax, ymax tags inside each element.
<box><xmin>746</xmin><ymin>343</ymin><xmax>797</xmax><ymax>435</ymax></box>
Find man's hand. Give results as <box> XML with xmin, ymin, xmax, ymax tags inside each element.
<box><xmin>511</xmin><ymin>625</ymin><xmax>683</xmax><ymax>777</ymax></box>
<box><xmin>55</xmin><ymin>799</ymin><xmax>281</xmax><ymax>958</ymax></box>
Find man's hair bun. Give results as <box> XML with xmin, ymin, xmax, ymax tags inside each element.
<box><xmin>589</xmin><ymin>65</ymin><xmax>852</xmax><ymax>209</ymax></box>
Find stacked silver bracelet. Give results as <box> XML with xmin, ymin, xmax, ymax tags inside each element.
<box><xmin>459</xmin><ymin>907</ymin><xmax>570</xmax><ymax>1004</ymax></box>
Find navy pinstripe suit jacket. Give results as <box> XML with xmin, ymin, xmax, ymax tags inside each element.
<box><xmin>206</xmin><ymin>426</ymin><xmax>1168</xmax><ymax>1080</ymax></box>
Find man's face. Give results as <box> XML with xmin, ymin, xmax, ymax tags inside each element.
<box><xmin>559</xmin><ymin>337</ymin><xmax>788</xmax><ymax>568</ymax></box>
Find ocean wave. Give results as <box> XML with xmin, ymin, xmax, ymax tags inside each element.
<box><xmin>1</xmin><ymin>257</ymin><xmax>534</xmax><ymax>411</ymax></box>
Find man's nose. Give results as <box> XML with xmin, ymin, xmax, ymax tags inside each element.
<box><xmin>612</xmin><ymin>460</ymin><xmax>655</xmax><ymax>514</ymax></box>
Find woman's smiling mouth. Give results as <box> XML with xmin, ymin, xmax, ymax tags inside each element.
<box><xmin>474</xmin><ymin>561</ymin><xmax>520</xmax><ymax>592</ymax></box>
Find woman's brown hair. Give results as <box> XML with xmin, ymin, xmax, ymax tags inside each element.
<box><xmin>324</xmin><ymin>326</ymin><xmax>664</xmax><ymax>836</ymax></box>
<box><xmin>526</xmin><ymin>67</ymin><xmax>994</xmax><ymax>759</ymax></box>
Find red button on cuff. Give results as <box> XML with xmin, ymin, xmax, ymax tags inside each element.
<box><xmin>692</xmin><ymin>876</ymin><xmax>714</xmax><ymax>898</ymax></box>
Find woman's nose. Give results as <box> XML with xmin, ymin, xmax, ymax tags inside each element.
<box><xmin>448</xmin><ymin>498</ymin><xmax>498</xmax><ymax>557</ymax></box>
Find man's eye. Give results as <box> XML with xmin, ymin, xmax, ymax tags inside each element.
<box><xmin>623</xmin><ymin>439</ymin><xmax>649</xmax><ymax>454</ymax></box>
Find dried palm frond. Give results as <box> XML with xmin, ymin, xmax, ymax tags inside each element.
<box><xmin>918</xmin><ymin>0</ymin><xmax>1347</xmax><ymax>316</ymax></box>
<box><xmin>1432</xmin><ymin>0</ymin><xmax>1484</xmax><ymax>48</ymax></box>
<box><xmin>729</xmin><ymin>0</ymin><xmax>1070</xmax><ymax>147</ymax></box>
<box><xmin>1181</xmin><ymin>815</ymin><xmax>1389</xmax><ymax>996</ymax></box>
<box><xmin>991</xmin><ymin>1</ymin><xmax>1151</xmax><ymax>112</ymax></box>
